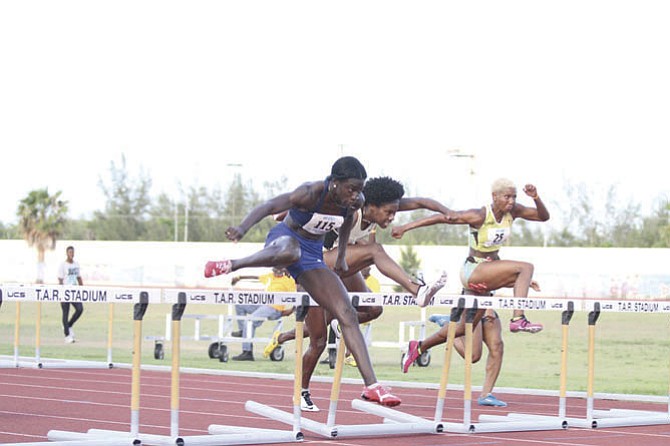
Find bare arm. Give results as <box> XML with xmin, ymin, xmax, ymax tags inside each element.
<box><xmin>392</xmin><ymin>207</ymin><xmax>485</xmax><ymax>239</ymax></box>
<box><xmin>397</xmin><ymin>197</ymin><xmax>452</xmax><ymax>214</ymax></box>
<box><xmin>332</xmin><ymin>193</ymin><xmax>364</xmax><ymax>273</ymax></box>
<box><xmin>512</xmin><ymin>184</ymin><xmax>550</xmax><ymax>222</ymax></box>
<box><xmin>226</xmin><ymin>182</ymin><xmax>321</xmax><ymax>241</ymax></box>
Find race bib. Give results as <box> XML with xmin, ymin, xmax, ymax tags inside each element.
<box><xmin>302</xmin><ymin>213</ymin><xmax>345</xmax><ymax>235</ymax></box>
<box><xmin>482</xmin><ymin>228</ymin><xmax>511</xmax><ymax>247</ymax></box>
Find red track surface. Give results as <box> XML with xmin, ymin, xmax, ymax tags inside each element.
<box><xmin>1</xmin><ymin>367</ymin><xmax>669</xmax><ymax>445</ymax></box>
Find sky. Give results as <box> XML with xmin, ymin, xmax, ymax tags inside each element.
<box><xmin>1</xmin><ymin>1</ymin><xmax>669</xmax><ymax>231</ymax></box>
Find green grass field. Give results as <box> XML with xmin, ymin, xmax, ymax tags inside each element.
<box><xmin>2</xmin><ymin>302</ymin><xmax>668</xmax><ymax>396</ymax></box>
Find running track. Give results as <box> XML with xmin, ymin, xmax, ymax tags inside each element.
<box><xmin>1</xmin><ymin>366</ymin><xmax>670</xmax><ymax>445</ymax></box>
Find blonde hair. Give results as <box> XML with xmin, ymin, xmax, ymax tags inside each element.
<box><xmin>491</xmin><ymin>178</ymin><xmax>515</xmax><ymax>193</ymax></box>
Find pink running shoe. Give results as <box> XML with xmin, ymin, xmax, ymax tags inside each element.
<box><xmin>361</xmin><ymin>383</ymin><xmax>401</xmax><ymax>407</ymax></box>
<box><xmin>204</xmin><ymin>260</ymin><xmax>232</xmax><ymax>278</ymax></box>
<box><xmin>509</xmin><ymin>315</ymin><xmax>543</xmax><ymax>333</ymax></box>
<box><xmin>415</xmin><ymin>271</ymin><xmax>447</xmax><ymax>307</ymax></box>
<box><xmin>402</xmin><ymin>340</ymin><xmax>421</xmax><ymax>373</ymax></box>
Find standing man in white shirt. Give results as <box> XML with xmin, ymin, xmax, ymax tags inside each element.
<box><xmin>57</xmin><ymin>245</ymin><xmax>84</xmax><ymax>343</ymax></box>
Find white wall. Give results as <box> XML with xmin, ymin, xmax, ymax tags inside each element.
<box><xmin>1</xmin><ymin>240</ymin><xmax>669</xmax><ymax>299</ymax></box>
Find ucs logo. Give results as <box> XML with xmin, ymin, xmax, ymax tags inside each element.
<box><xmin>7</xmin><ymin>291</ymin><xmax>26</xmax><ymax>299</ymax></box>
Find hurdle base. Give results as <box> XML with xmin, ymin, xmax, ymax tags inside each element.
<box><xmin>87</xmin><ymin>427</ymin><xmax>300</xmax><ymax>445</ymax></box>
<box><xmin>565</xmin><ymin>413</ymin><xmax>670</xmax><ymax>429</ymax></box>
<box><xmin>47</xmin><ymin>429</ymin><xmax>140</xmax><ymax>445</ymax></box>
<box><xmin>477</xmin><ymin>413</ymin><xmax>569</xmax><ymax>431</ymax></box>
<box><xmin>247</xmin><ymin>399</ymin><xmax>441</xmax><ymax>438</ymax></box>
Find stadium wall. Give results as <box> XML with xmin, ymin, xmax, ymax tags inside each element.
<box><xmin>1</xmin><ymin>240</ymin><xmax>668</xmax><ymax>299</ymax></box>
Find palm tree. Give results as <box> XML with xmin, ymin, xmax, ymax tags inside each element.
<box><xmin>17</xmin><ymin>188</ymin><xmax>68</xmax><ymax>283</ymax></box>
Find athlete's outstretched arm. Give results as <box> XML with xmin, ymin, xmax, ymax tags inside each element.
<box><xmin>397</xmin><ymin>197</ymin><xmax>451</xmax><ymax>214</ymax></box>
<box><xmin>391</xmin><ymin>207</ymin><xmax>484</xmax><ymax>239</ymax></box>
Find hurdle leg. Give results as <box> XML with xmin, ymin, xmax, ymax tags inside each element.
<box><xmin>586</xmin><ymin>305</ymin><xmax>600</xmax><ymax>422</ymax></box>
<box><xmin>35</xmin><ymin>301</ymin><xmax>42</xmax><ymax>367</ymax></box>
<box><xmin>461</xmin><ymin>305</ymin><xmax>477</xmax><ymax>428</ymax></box>
<box><xmin>130</xmin><ymin>293</ymin><xmax>149</xmax><ymax>436</ymax></box>
<box><xmin>326</xmin><ymin>333</ymin><xmax>347</xmax><ymax>427</ymax></box>
<box><xmin>291</xmin><ymin>305</ymin><xmax>307</xmax><ymax>435</ymax></box>
<box><xmin>14</xmin><ymin>301</ymin><xmax>21</xmax><ymax>366</ymax></box>
<box><xmin>434</xmin><ymin>300</ymin><xmax>465</xmax><ymax>422</ymax></box>
<box><xmin>170</xmin><ymin>293</ymin><xmax>187</xmax><ymax>438</ymax></box>
<box><xmin>558</xmin><ymin>302</ymin><xmax>574</xmax><ymax>418</ymax></box>
<box><xmin>107</xmin><ymin>303</ymin><xmax>115</xmax><ymax>366</ymax></box>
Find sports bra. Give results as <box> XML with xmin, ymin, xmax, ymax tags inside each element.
<box><xmin>287</xmin><ymin>179</ymin><xmax>347</xmax><ymax>236</ymax></box>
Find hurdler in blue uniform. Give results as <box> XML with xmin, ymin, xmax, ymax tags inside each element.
<box><xmin>205</xmin><ymin>156</ymin><xmax>401</xmax><ymax>408</ymax></box>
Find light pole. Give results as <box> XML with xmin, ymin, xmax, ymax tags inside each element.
<box><xmin>447</xmin><ymin>148</ymin><xmax>478</xmax><ymax>205</ymax></box>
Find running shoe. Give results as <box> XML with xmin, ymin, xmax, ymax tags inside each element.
<box><xmin>402</xmin><ymin>340</ymin><xmax>421</xmax><ymax>373</ymax></box>
<box><xmin>263</xmin><ymin>331</ymin><xmax>280</xmax><ymax>358</ymax></box>
<box><xmin>344</xmin><ymin>353</ymin><xmax>357</xmax><ymax>368</ymax></box>
<box><xmin>429</xmin><ymin>314</ymin><xmax>450</xmax><ymax>327</ymax></box>
<box><xmin>415</xmin><ymin>271</ymin><xmax>448</xmax><ymax>307</ymax></box>
<box><xmin>64</xmin><ymin>328</ymin><xmax>76</xmax><ymax>344</ymax></box>
<box><xmin>204</xmin><ymin>260</ymin><xmax>232</xmax><ymax>278</ymax></box>
<box><xmin>478</xmin><ymin>393</ymin><xmax>507</xmax><ymax>407</ymax></box>
<box><xmin>509</xmin><ymin>315</ymin><xmax>543</xmax><ymax>333</ymax></box>
<box><xmin>330</xmin><ymin>319</ymin><xmax>341</xmax><ymax>339</ymax></box>
<box><xmin>300</xmin><ymin>390</ymin><xmax>320</xmax><ymax>412</ymax></box>
<box><xmin>361</xmin><ymin>383</ymin><xmax>401</xmax><ymax>407</ymax></box>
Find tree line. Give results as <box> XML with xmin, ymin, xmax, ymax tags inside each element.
<box><xmin>3</xmin><ymin>156</ymin><xmax>670</xmax><ymax>256</ymax></box>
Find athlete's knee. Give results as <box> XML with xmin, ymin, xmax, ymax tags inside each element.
<box><xmin>472</xmin><ymin>351</ymin><xmax>483</xmax><ymax>363</ymax></box>
<box><xmin>368</xmin><ymin>242</ymin><xmax>386</xmax><ymax>257</ymax></box>
<box><xmin>517</xmin><ymin>261</ymin><xmax>534</xmax><ymax>276</ymax></box>
<box><xmin>365</xmin><ymin>306</ymin><xmax>383</xmax><ymax>321</ymax></box>
<box><xmin>312</xmin><ymin>335</ymin><xmax>328</xmax><ymax>354</ymax></box>
<box><xmin>338</xmin><ymin>305</ymin><xmax>359</xmax><ymax>327</ymax></box>
<box><xmin>273</xmin><ymin>236</ymin><xmax>301</xmax><ymax>265</ymax></box>
<box><xmin>488</xmin><ymin>338</ymin><xmax>504</xmax><ymax>357</ymax></box>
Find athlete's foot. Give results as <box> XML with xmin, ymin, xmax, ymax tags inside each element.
<box><xmin>204</xmin><ymin>260</ymin><xmax>232</xmax><ymax>278</ymax></box>
<box><xmin>415</xmin><ymin>271</ymin><xmax>447</xmax><ymax>307</ymax></box>
<box><xmin>509</xmin><ymin>315</ymin><xmax>543</xmax><ymax>333</ymax></box>
<box><xmin>361</xmin><ymin>383</ymin><xmax>401</xmax><ymax>407</ymax></box>
<box><xmin>263</xmin><ymin>331</ymin><xmax>281</xmax><ymax>358</ymax></box>
<box><xmin>402</xmin><ymin>340</ymin><xmax>421</xmax><ymax>373</ymax></box>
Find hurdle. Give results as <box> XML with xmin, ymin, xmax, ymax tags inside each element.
<box><xmin>0</xmin><ymin>284</ymin><xmax>121</xmax><ymax>369</ymax></box>
<box><xmin>0</xmin><ymin>286</ymin><xmax>22</xmax><ymax>368</ymax></box>
<box><xmin>96</xmin><ymin>288</ymin><xmax>303</xmax><ymax>445</ymax></box>
<box><xmin>565</xmin><ymin>300</ymin><xmax>670</xmax><ymax>429</ymax></box>
<box><xmin>245</xmin><ymin>292</ymin><xmax>444</xmax><ymax>438</ymax></box>
<box><xmin>0</xmin><ymin>285</ymin><xmax>156</xmax><ymax>445</ymax></box>
<box><xmin>476</xmin><ymin>300</ymin><xmax>574</xmax><ymax>430</ymax></box>
<box><xmin>353</xmin><ymin>294</ymin><xmax>571</xmax><ymax>434</ymax></box>
<box><xmin>45</xmin><ymin>288</ymin><xmax>152</xmax><ymax>444</ymax></box>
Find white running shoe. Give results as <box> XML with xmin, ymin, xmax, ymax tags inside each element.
<box><xmin>300</xmin><ymin>390</ymin><xmax>320</xmax><ymax>412</ymax></box>
<box><xmin>415</xmin><ymin>271</ymin><xmax>448</xmax><ymax>307</ymax></box>
<box><xmin>330</xmin><ymin>319</ymin><xmax>341</xmax><ymax>339</ymax></box>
